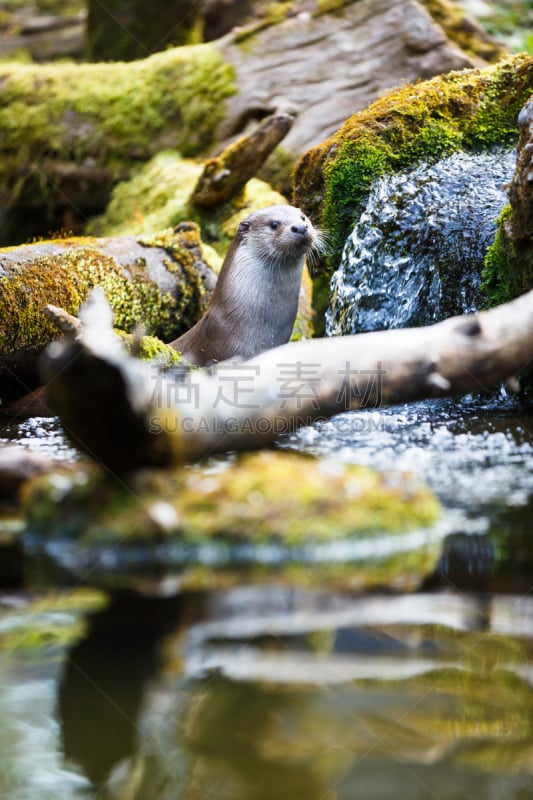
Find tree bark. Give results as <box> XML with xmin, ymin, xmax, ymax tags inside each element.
<box><xmin>190</xmin><ymin>112</ymin><xmax>294</xmax><ymax>208</ymax></box>
<box><xmin>42</xmin><ymin>287</ymin><xmax>533</xmax><ymax>471</ymax></box>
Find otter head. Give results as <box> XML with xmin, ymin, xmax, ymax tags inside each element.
<box><xmin>236</xmin><ymin>205</ymin><xmax>321</xmax><ymax>271</ymax></box>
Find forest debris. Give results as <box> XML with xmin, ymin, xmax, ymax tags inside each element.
<box><xmin>190</xmin><ymin>113</ymin><xmax>294</xmax><ymax>208</ymax></box>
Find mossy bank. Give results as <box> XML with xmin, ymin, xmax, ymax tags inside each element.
<box><xmin>0</xmin><ymin>44</ymin><xmax>236</xmax><ymax>242</ymax></box>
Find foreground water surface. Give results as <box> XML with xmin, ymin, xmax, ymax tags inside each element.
<box><xmin>1</xmin><ymin>393</ymin><xmax>532</xmax><ymax>799</ymax></box>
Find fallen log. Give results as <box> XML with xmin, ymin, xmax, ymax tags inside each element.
<box><xmin>0</xmin><ymin>226</ymin><xmax>216</xmax><ymax>402</ymax></box>
<box><xmin>42</xmin><ymin>286</ymin><xmax>533</xmax><ymax>471</ymax></box>
<box><xmin>0</xmin><ymin>0</ymin><xmax>477</xmax><ymax>240</ymax></box>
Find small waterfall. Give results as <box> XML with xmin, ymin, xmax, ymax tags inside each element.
<box><xmin>327</xmin><ymin>149</ymin><xmax>516</xmax><ymax>336</ymax></box>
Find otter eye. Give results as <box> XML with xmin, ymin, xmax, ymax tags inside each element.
<box><xmin>269</xmin><ymin>220</ymin><xmax>280</xmax><ymax>230</ymax></box>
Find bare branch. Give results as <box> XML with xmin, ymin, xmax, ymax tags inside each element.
<box><xmin>42</xmin><ymin>288</ymin><xmax>533</xmax><ymax>470</ymax></box>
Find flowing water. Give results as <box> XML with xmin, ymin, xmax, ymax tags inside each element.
<box><xmin>1</xmin><ymin>148</ymin><xmax>533</xmax><ymax>799</ymax></box>
<box><xmin>327</xmin><ymin>149</ymin><xmax>516</xmax><ymax>335</ymax></box>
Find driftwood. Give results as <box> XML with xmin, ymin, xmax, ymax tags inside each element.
<box><xmin>190</xmin><ymin>113</ymin><xmax>294</xmax><ymax>208</ymax></box>
<box><xmin>217</xmin><ymin>0</ymin><xmax>476</xmax><ymax>154</ymax></box>
<box><xmin>42</xmin><ymin>287</ymin><xmax>533</xmax><ymax>471</ymax></box>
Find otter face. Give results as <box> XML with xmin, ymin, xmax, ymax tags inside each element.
<box><xmin>238</xmin><ymin>205</ymin><xmax>321</xmax><ymax>269</ymax></box>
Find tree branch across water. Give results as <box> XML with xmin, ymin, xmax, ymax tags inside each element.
<box><xmin>41</xmin><ymin>287</ymin><xmax>533</xmax><ymax>471</ymax></box>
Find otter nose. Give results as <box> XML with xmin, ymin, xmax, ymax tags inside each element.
<box><xmin>291</xmin><ymin>223</ymin><xmax>308</xmax><ymax>235</ymax></box>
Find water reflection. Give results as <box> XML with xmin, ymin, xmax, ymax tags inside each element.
<box><xmin>1</xmin><ymin>585</ymin><xmax>533</xmax><ymax>799</ymax></box>
<box><xmin>53</xmin><ymin>589</ymin><xmax>533</xmax><ymax>799</ymax></box>
<box><xmin>285</xmin><ymin>394</ymin><xmax>533</xmax><ymax>524</ymax></box>
<box><xmin>1</xmin><ymin>393</ymin><xmax>533</xmax><ymax>799</ymax></box>
<box><xmin>0</xmin><ymin>416</ymin><xmax>80</xmax><ymax>462</ymax></box>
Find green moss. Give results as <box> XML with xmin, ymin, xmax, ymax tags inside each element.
<box><xmin>482</xmin><ymin>202</ymin><xmax>533</xmax><ymax>398</ymax></box>
<box><xmin>233</xmin><ymin>1</ymin><xmax>294</xmax><ymax>45</ymax></box>
<box><xmin>20</xmin><ymin>452</ymin><xmax>441</xmax><ymax>591</ymax></box>
<box><xmin>89</xmin><ymin>151</ymin><xmax>286</xmax><ymax>256</ymax></box>
<box><xmin>22</xmin><ymin>451</ymin><xmax>441</xmax><ymax>544</ymax></box>
<box><xmin>116</xmin><ymin>331</ymin><xmax>182</xmax><ymax>366</ymax></box>
<box><xmin>0</xmin><ymin>224</ymin><xmax>218</xmax><ymax>356</ymax></box>
<box><xmin>0</xmin><ymin>246</ymin><xmax>173</xmax><ymax>354</ymax></box>
<box><xmin>294</xmin><ymin>54</ymin><xmax>533</xmax><ymax>320</ymax></box>
<box><xmin>482</xmin><ymin>204</ymin><xmax>517</xmax><ymax>307</ymax></box>
<box><xmin>87</xmin><ymin>154</ymin><xmax>205</xmax><ymax>238</ymax></box>
<box><xmin>0</xmin><ymin>44</ymin><xmax>236</xmax><ymax>201</ymax></box>
<box><xmin>314</xmin><ymin>0</ymin><xmax>351</xmax><ymax>15</ymax></box>
<box><xmin>257</xmin><ymin>146</ymin><xmax>297</xmax><ymax>200</ymax></box>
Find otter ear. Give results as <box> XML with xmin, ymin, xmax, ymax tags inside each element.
<box><xmin>238</xmin><ymin>219</ymin><xmax>251</xmax><ymax>234</ymax></box>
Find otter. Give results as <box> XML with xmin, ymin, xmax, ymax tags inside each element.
<box><xmin>170</xmin><ymin>205</ymin><xmax>323</xmax><ymax>366</ymax></box>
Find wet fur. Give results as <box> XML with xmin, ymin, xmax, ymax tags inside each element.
<box><xmin>171</xmin><ymin>206</ymin><xmax>323</xmax><ymax>366</ymax></box>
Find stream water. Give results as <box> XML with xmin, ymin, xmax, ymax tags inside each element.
<box><xmin>1</xmin><ymin>148</ymin><xmax>533</xmax><ymax>799</ymax></box>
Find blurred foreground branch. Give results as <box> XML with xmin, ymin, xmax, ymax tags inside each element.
<box><xmin>42</xmin><ymin>287</ymin><xmax>533</xmax><ymax>471</ymax></box>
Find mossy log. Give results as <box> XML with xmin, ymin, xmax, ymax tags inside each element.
<box><xmin>0</xmin><ymin>0</ymin><xmax>481</xmax><ymax>243</ymax></box>
<box><xmin>0</xmin><ymin>225</ymin><xmax>216</xmax><ymax>402</ymax></box>
<box><xmin>42</xmin><ymin>286</ymin><xmax>533</xmax><ymax>472</ymax></box>
<box><xmin>190</xmin><ymin>113</ymin><xmax>294</xmax><ymax>208</ymax></box>
<box><xmin>0</xmin><ymin>44</ymin><xmax>236</xmax><ymax>242</ymax></box>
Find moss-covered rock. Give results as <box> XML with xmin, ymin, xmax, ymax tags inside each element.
<box><xmin>20</xmin><ymin>451</ymin><xmax>442</xmax><ymax>591</ymax></box>
<box><xmin>22</xmin><ymin>451</ymin><xmax>440</xmax><ymax>544</ymax></box>
<box><xmin>294</xmin><ymin>53</ymin><xmax>533</xmax><ymax>323</ymax></box>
